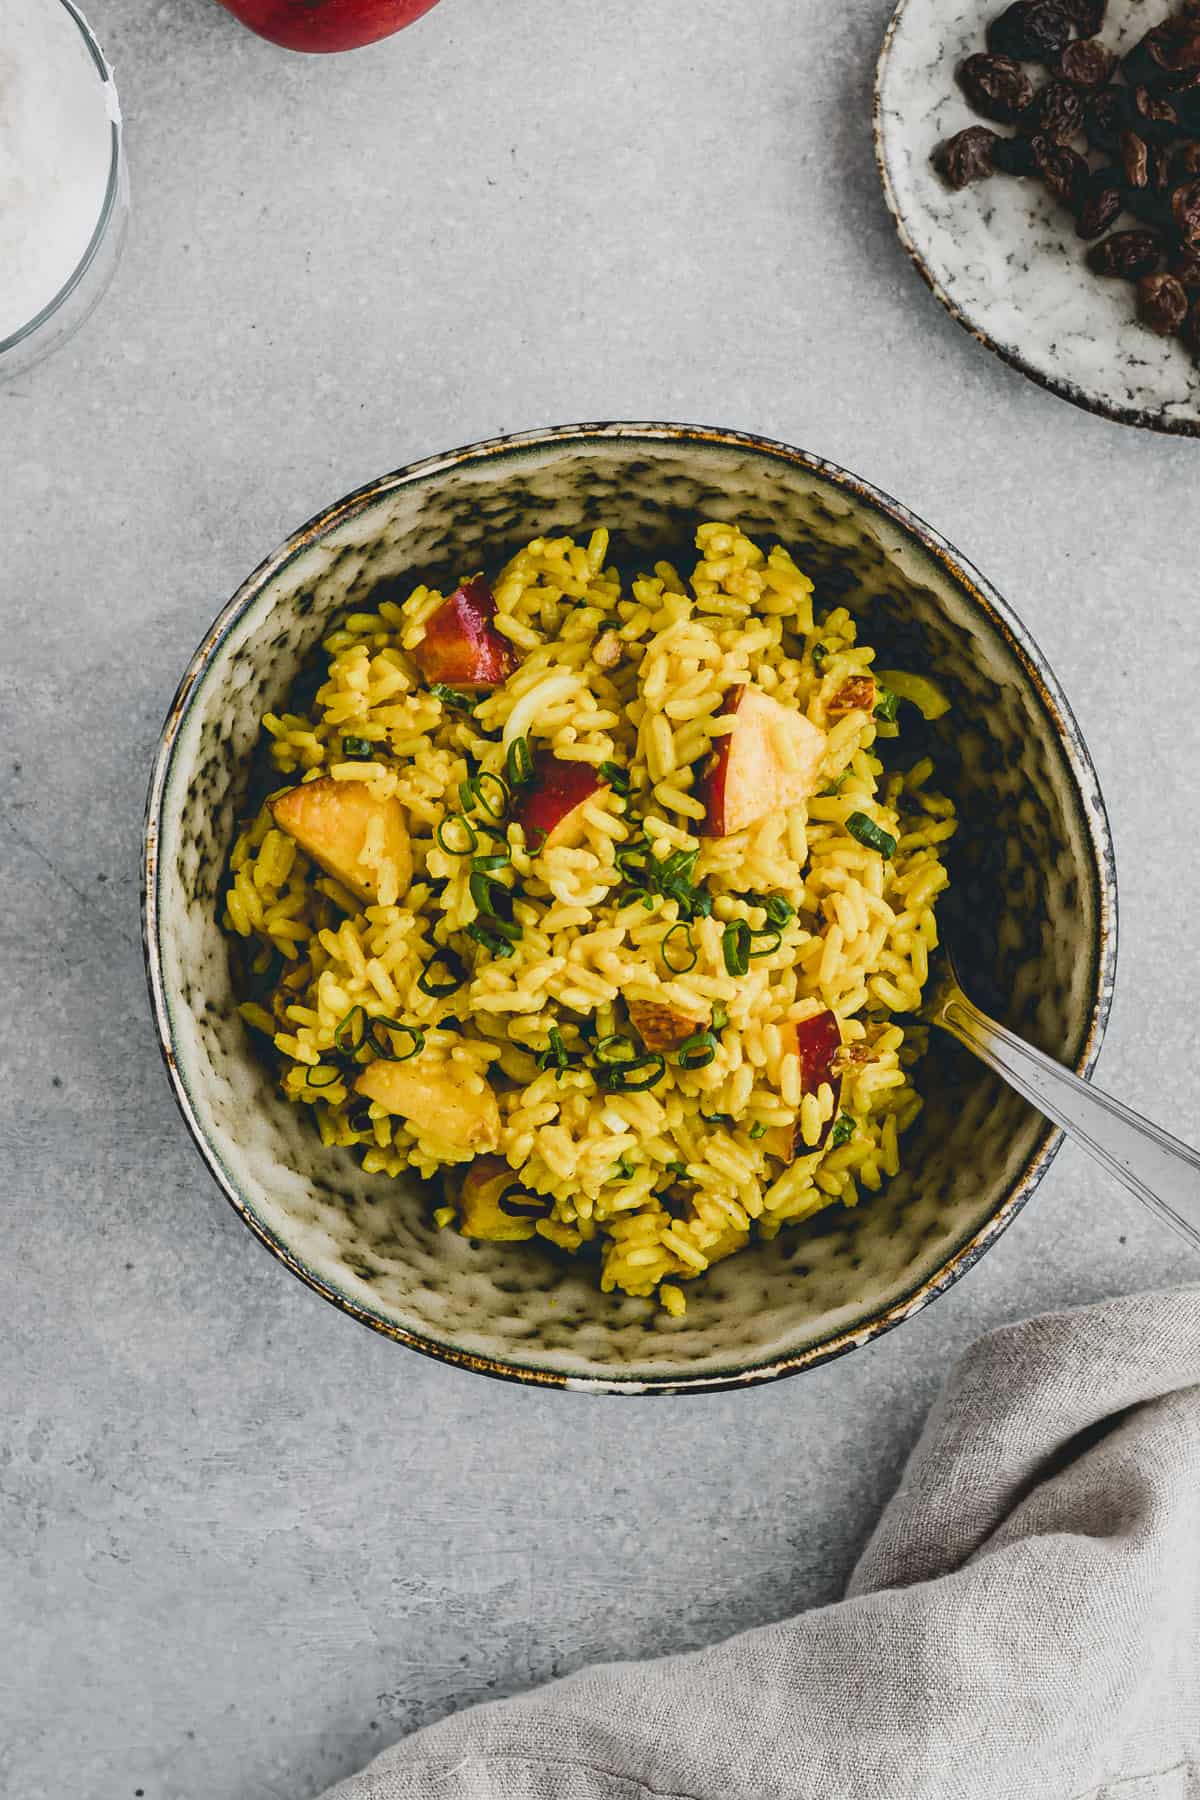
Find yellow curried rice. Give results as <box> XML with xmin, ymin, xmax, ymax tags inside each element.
<box><xmin>222</xmin><ymin>522</ymin><xmax>955</xmax><ymax>1314</ymax></box>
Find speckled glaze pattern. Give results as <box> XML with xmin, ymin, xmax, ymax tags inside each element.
<box><xmin>875</xmin><ymin>0</ymin><xmax>1200</xmax><ymax>437</ymax></box>
<box><xmin>142</xmin><ymin>423</ymin><xmax>1117</xmax><ymax>1392</ymax></box>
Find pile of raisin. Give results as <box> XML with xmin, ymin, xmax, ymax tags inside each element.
<box><xmin>933</xmin><ymin>0</ymin><xmax>1200</xmax><ymax>358</ymax></box>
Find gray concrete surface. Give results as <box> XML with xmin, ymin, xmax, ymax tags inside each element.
<box><xmin>3</xmin><ymin>0</ymin><xmax>1199</xmax><ymax>1795</ymax></box>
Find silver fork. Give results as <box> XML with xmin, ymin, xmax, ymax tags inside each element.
<box><xmin>924</xmin><ymin>953</ymin><xmax>1200</xmax><ymax>1252</ymax></box>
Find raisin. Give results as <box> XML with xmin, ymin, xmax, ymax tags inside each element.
<box><xmin>1059</xmin><ymin>38</ymin><xmax>1114</xmax><ymax>88</ymax></box>
<box><xmin>1172</xmin><ymin>243</ymin><xmax>1200</xmax><ymax>286</ymax></box>
<box><xmin>1030</xmin><ymin>134</ymin><xmax>1088</xmax><ymax>204</ymax></box>
<box><xmin>1137</xmin><ymin>271</ymin><xmax>1189</xmax><ymax>333</ymax></box>
<box><xmin>1022</xmin><ymin>76</ymin><xmax>1085</xmax><ymax>140</ymax></box>
<box><xmin>1174</xmin><ymin>140</ymin><xmax>1200</xmax><ymax>182</ymax></box>
<box><xmin>1121</xmin><ymin>128</ymin><xmax>1149</xmax><ymax>188</ymax></box>
<box><xmin>1074</xmin><ymin>167</ymin><xmax>1123</xmax><ymax>238</ymax></box>
<box><xmin>1132</xmin><ymin>84</ymin><xmax>1179</xmax><ymax>139</ymax></box>
<box><xmin>958</xmin><ymin>53</ymin><xmax>1035</xmax><ymax>122</ymax></box>
<box><xmin>934</xmin><ymin>126</ymin><xmax>1000</xmax><ymax>188</ymax></box>
<box><xmin>1085</xmin><ymin>86</ymin><xmax>1125</xmax><ymax>151</ymax></box>
<box><xmin>988</xmin><ymin>0</ymin><xmax>1071</xmax><ymax>61</ymax></box>
<box><xmin>1087</xmin><ymin>228</ymin><xmax>1166</xmax><ymax>278</ymax></box>
<box><xmin>1173</xmin><ymin>178</ymin><xmax>1200</xmax><ymax>244</ymax></box>
<box><xmin>1061</xmin><ymin>0</ymin><xmax>1106</xmax><ymax>31</ymax></box>
<box><xmin>992</xmin><ymin>132</ymin><xmax>1039</xmax><ymax>174</ymax></box>
<box><xmin>1148</xmin><ymin>142</ymin><xmax>1174</xmax><ymax>192</ymax></box>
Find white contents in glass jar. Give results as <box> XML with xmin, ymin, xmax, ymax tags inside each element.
<box><xmin>0</xmin><ymin>0</ymin><xmax>116</xmax><ymax>343</ymax></box>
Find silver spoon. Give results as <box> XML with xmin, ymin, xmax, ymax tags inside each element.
<box><xmin>925</xmin><ymin>953</ymin><xmax>1200</xmax><ymax>1252</ymax></box>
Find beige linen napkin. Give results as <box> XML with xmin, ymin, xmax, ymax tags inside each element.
<box><xmin>323</xmin><ymin>1288</ymin><xmax>1200</xmax><ymax>1800</ymax></box>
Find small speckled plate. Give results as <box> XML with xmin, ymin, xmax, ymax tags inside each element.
<box><xmin>876</xmin><ymin>0</ymin><xmax>1200</xmax><ymax>435</ymax></box>
<box><xmin>143</xmin><ymin>423</ymin><xmax>1117</xmax><ymax>1394</ymax></box>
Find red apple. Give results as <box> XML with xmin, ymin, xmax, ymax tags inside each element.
<box><xmin>698</xmin><ymin>685</ymin><xmax>826</xmax><ymax>836</ymax></box>
<box><xmin>512</xmin><ymin>752</ymin><xmax>606</xmax><ymax>849</ymax></box>
<box><xmin>763</xmin><ymin>1010</ymin><xmax>843</xmax><ymax>1161</ymax></box>
<box><xmin>213</xmin><ymin>0</ymin><xmax>443</xmax><ymax>53</ymax></box>
<box><xmin>412</xmin><ymin>578</ymin><xmax>518</xmax><ymax>690</ymax></box>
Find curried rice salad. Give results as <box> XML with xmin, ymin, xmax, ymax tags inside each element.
<box><xmin>223</xmin><ymin>522</ymin><xmax>956</xmax><ymax>1316</ymax></box>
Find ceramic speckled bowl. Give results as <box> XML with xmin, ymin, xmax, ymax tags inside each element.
<box><xmin>876</xmin><ymin>0</ymin><xmax>1200</xmax><ymax>436</ymax></box>
<box><xmin>143</xmin><ymin>423</ymin><xmax>1117</xmax><ymax>1393</ymax></box>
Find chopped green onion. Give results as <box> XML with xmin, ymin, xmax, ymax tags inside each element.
<box><xmin>497</xmin><ymin>1185</ymin><xmax>549</xmax><ymax>1219</ymax></box>
<box><xmin>874</xmin><ymin>686</ymin><xmax>900</xmax><ymax>725</ymax></box>
<box><xmin>472</xmin><ymin>852</ymin><xmax>511</xmax><ymax>874</ymax></box>
<box><xmin>811</xmin><ymin>642</ymin><xmax>829</xmax><ymax>665</ymax></box>
<box><xmin>660</xmin><ymin>922</ymin><xmax>697</xmax><ymax>974</ymax></box>
<box><xmin>466</xmin><ymin>921</ymin><xmax>516</xmax><ymax>958</ymax></box>
<box><xmin>305</xmin><ymin>1064</ymin><xmax>341</xmax><ymax>1089</ymax></box>
<box><xmin>473</xmin><ymin>819</ymin><xmax>509</xmax><ymax>844</ymax></box>
<box><xmin>846</xmin><ymin>811</ymin><xmax>897</xmax><ymax>859</ymax></box>
<box><xmin>536</xmin><ymin>1027</ymin><xmax>571</xmax><ymax>1078</ymax></box>
<box><xmin>469</xmin><ymin>869</ymin><xmax>504</xmax><ymax>918</ymax></box>
<box><xmin>598</xmin><ymin>760</ymin><xmax>631</xmax><ymax>795</ymax></box>
<box><xmin>341</xmin><ymin>736</ymin><xmax>377</xmax><ymax>761</ymax></box>
<box><xmin>598</xmin><ymin>1053</ymin><xmax>666</xmax><ymax>1092</ymax></box>
<box><xmin>613</xmin><ymin>1156</ymin><xmax>636</xmax><ymax>1180</ymax></box>
<box><xmin>417</xmin><ymin>953</ymin><xmax>466</xmax><ymax>998</ymax></box>
<box><xmin>594</xmin><ymin>1033</ymin><xmax>637</xmax><ymax>1065</ymax></box>
<box><xmin>765</xmin><ymin>894</ymin><xmax>795</xmax><ymax>927</ymax></box>
<box><xmin>711</xmin><ymin>1002</ymin><xmax>728</xmax><ymax>1032</ymax></box>
<box><xmin>428</xmin><ymin>683</ymin><xmax>475</xmax><ymax>714</ymax></box>
<box><xmin>367</xmin><ymin>1017</ymin><xmax>425</xmax><ymax>1061</ymax></box>
<box><xmin>829</xmin><ymin>1113</ymin><xmax>856</xmax><ymax>1148</ymax></box>
<box><xmin>748</xmin><ymin>927</ymin><xmax>782</xmax><ymax>960</ymax></box>
<box><xmin>461</xmin><ymin>770</ymin><xmax>509</xmax><ymax>818</ymax></box>
<box><xmin>506</xmin><ymin>735</ymin><xmax>534</xmax><ymax>786</ymax></box>
<box><xmin>333</xmin><ymin>1005</ymin><xmax>367</xmax><ymax>1055</ymax></box>
<box><xmin>819</xmin><ymin>772</ymin><xmax>851</xmax><ymax>798</ymax></box>
<box><xmin>722</xmin><ymin>919</ymin><xmax>751</xmax><ymax>977</ymax></box>
<box><xmin>676</xmin><ymin>1030</ymin><xmax>717</xmax><ymax>1070</ymax></box>
<box><xmin>436</xmin><ymin>814</ymin><xmax>477</xmax><ymax>856</ymax></box>
<box><xmin>749</xmin><ymin>1121</ymin><xmax>767</xmax><ymax>1140</ymax></box>
<box><xmin>665</xmin><ymin>1160</ymin><xmax>689</xmax><ymax>1178</ymax></box>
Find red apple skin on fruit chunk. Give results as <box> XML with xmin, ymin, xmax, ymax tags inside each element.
<box><xmin>513</xmin><ymin>752</ymin><xmax>607</xmax><ymax>849</ymax></box>
<box><xmin>214</xmin><ymin>0</ymin><xmax>442</xmax><ymax>53</ymax></box>
<box><xmin>763</xmin><ymin>1010</ymin><xmax>843</xmax><ymax>1162</ymax></box>
<box><xmin>699</xmin><ymin>685</ymin><xmax>826</xmax><ymax>836</ymax></box>
<box><xmin>412</xmin><ymin>579</ymin><xmax>517</xmax><ymax>690</ymax></box>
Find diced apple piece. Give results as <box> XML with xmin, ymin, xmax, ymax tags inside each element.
<box><xmin>698</xmin><ymin>685</ymin><xmax>826</xmax><ymax>837</ymax></box>
<box><xmin>271</xmin><ymin>778</ymin><xmax>412</xmax><ymax>905</ymax></box>
<box><xmin>452</xmin><ymin>1156</ymin><xmax>538</xmax><ymax>1242</ymax></box>
<box><xmin>761</xmin><ymin>1009</ymin><xmax>843</xmax><ymax>1163</ymax></box>
<box><xmin>412</xmin><ymin>578</ymin><xmax>518</xmax><ymax>690</ymax></box>
<box><xmin>512</xmin><ymin>751</ymin><xmax>607</xmax><ymax>849</ymax></box>
<box><xmin>628</xmin><ymin>995</ymin><xmax>709</xmax><ymax>1052</ymax></box>
<box><xmin>357</xmin><ymin>1058</ymin><xmax>501</xmax><ymax>1158</ymax></box>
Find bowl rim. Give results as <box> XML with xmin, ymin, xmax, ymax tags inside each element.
<box><xmin>142</xmin><ymin>419</ymin><xmax>1118</xmax><ymax>1395</ymax></box>
<box><xmin>873</xmin><ymin>0</ymin><xmax>1200</xmax><ymax>440</ymax></box>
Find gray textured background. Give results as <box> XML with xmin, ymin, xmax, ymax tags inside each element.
<box><xmin>3</xmin><ymin>1</ymin><xmax>1198</xmax><ymax>1796</ymax></box>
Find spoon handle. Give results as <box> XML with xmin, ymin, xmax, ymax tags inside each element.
<box><xmin>933</xmin><ymin>986</ymin><xmax>1200</xmax><ymax>1252</ymax></box>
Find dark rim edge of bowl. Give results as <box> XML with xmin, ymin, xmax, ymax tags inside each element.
<box><xmin>872</xmin><ymin>0</ymin><xmax>1200</xmax><ymax>440</ymax></box>
<box><xmin>142</xmin><ymin>419</ymin><xmax>1119</xmax><ymax>1395</ymax></box>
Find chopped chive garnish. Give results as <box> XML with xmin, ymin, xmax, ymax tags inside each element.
<box><xmin>537</xmin><ymin>1027</ymin><xmax>571</xmax><ymax>1078</ymax></box>
<box><xmin>497</xmin><ymin>1185</ymin><xmax>549</xmax><ymax>1219</ymax></box>
<box><xmin>333</xmin><ymin>1005</ymin><xmax>367</xmax><ymax>1055</ymax></box>
<box><xmin>749</xmin><ymin>1121</ymin><xmax>767</xmax><ymax>1140</ymax></box>
<box><xmin>748</xmin><ymin>927</ymin><xmax>782</xmax><ymax>960</ymax></box>
<box><xmin>594</xmin><ymin>1033</ymin><xmax>637</xmax><ymax>1065</ymax></box>
<box><xmin>829</xmin><ymin>1113</ymin><xmax>856</xmax><ymax>1148</ymax></box>
<box><xmin>711</xmin><ymin>1002</ymin><xmax>728</xmax><ymax>1032</ymax></box>
<box><xmin>676</xmin><ymin>1030</ymin><xmax>717</xmax><ymax>1070</ymax></box>
<box><xmin>461</xmin><ymin>770</ymin><xmax>509</xmax><ymax>818</ymax></box>
<box><xmin>436</xmin><ymin>814</ymin><xmax>478</xmax><ymax>856</ymax></box>
<box><xmin>417</xmin><ymin>953</ymin><xmax>466</xmax><ymax>997</ymax></box>
<box><xmin>505</xmin><ymin>735</ymin><xmax>533</xmax><ymax>786</ymax></box>
<box><xmin>367</xmin><ymin>1017</ymin><xmax>425</xmax><ymax>1061</ymax></box>
<box><xmin>598</xmin><ymin>760</ymin><xmax>631</xmax><ymax>795</ymax></box>
<box><xmin>466</xmin><ymin>921</ymin><xmax>516</xmax><ymax>958</ymax></box>
<box><xmin>846</xmin><ymin>811</ymin><xmax>897</xmax><ymax>859</ymax></box>
<box><xmin>341</xmin><ymin>736</ymin><xmax>376</xmax><ymax>761</ymax></box>
<box><xmin>874</xmin><ymin>686</ymin><xmax>900</xmax><ymax>725</ymax></box>
<box><xmin>597</xmin><ymin>1053</ymin><xmax>665</xmax><ymax>1092</ymax></box>
<box><xmin>722</xmin><ymin>919</ymin><xmax>751</xmax><ymax>977</ymax></box>
<box><xmin>428</xmin><ymin>684</ymin><xmax>475</xmax><ymax>714</ymax></box>
<box><xmin>661</xmin><ymin>921</ymin><xmax>697</xmax><ymax>974</ymax></box>
<box><xmin>305</xmin><ymin>1064</ymin><xmax>341</xmax><ymax>1089</ymax></box>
